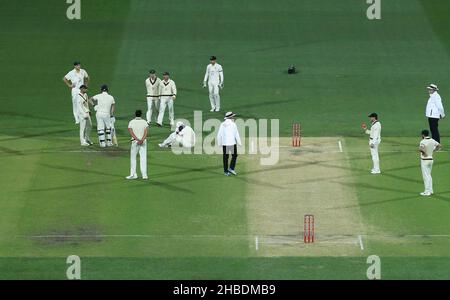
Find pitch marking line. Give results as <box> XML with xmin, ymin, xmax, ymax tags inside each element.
<box><xmin>338</xmin><ymin>140</ymin><xmax>343</xmax><ymax>153</ymax></box>
<box><xmin>358</xmin><ymin>235</ymin><xmax>364</xmax><ymax>250</ymax></box>
<box><xmin>255</xmin><ymin>236</ymin><xmax>259</xmax><ymax>251</ymax></box>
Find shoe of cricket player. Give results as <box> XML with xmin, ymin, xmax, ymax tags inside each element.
<box><xmin>228</xmin><ymin>169</ymin><xmax>237</xmax><ymax>176</ymax></box>
<box><xmin>80</xmin><ymin>142</ymin><xmax>90</xmax><ymax>146</ymax></box>
<box><xmin>126</xmin><ymin>175</ymin><xmax>138</xmax><ymax>180</ymax></box>
<box><xmin>158</xmin><ymin>143</ymin><xmax>166</xmax><ymax>148</ymax></box>
<box><xmin>371</xmin><ymin>170</ymin><xmax>381</xmax><ymax>174</ymax></box>
<box><xmin>215</xmin><ymin>109</ymin><xmax>220</xmax><ymax>112</ymax></box>
<box><xmin>210</xmin><ymin>108</ymin><xmax>215</xmax><ymax>112</ymax></box>
<box><xmin>224</xmin><ymin>172</ymin><xmax>231</xmax><ymax>176</ymax></box>
<box><xmin>107</xmin><ymin>142</ymin><xmax>113</xmax><ymax>147</ymax></box>
<box><xmin>86</xmin><ymin>141</ymin><xmax>93</xmax><ymax>146</ymax></box>
<box><xmin>156</xmin><ymin>123</ymin><xmax>162</xmax><ymax>127</ymax></box>
<box><xmin>142</xmin><ymin>175</ymin><xmax>148</xmax><ymax>180</ymax></box>
<box><xmin>420</xmin><ymin>192</ymin><xmax>432</xmax><ymax>197</ymax></box>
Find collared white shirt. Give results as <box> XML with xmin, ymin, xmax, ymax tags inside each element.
<box><xmin>420</xmin><ymin>137</ymin><xmax>439</xmax><ymax>159</ymax></box>
<box><xmin>204</xmin><ymin>63</ymin><xmax>224</xmax><ymax>85</ymax></box>
<box><xmin>177</xmin><ymin>125</ymin><xmax>196</xmax><ymax>147</ymax></box>
<box><xmin>365</xmin><ymin>121</ymin><xmax>381</xmax><ymax>144</ymax></box>
<box><xmin>426</xmin><ymin>91</ymin><xmax>445</xmax><ymax>119</ymax></box>
<box><xmin>76</xmin><ymin>93</ymin><xmax>90</xmax><ymax>116</ymax></box>
<box><xmin>145</xmin><ymin>77</ymin><xmax>161</xmax><ymax>97</ymax></box>
<box><xmin>217</xmin><ymin>119</ymin><xmax>242</xmax><ymax>146</ymax></box>
<box><xmin>65</xmin><ymin>69</ymin><xmax>89</xmax><ymax>89</ymax></box>
<box><xmin>159</xmin><ymin>79</ymin><xmax>177</xmax><ymax>97</ymax></box>
<box><xmin>128</xmin><ymin>117</ymin><xmax>148</xmax><ymax>140</ymax></box>
<box><xmin>92</xmin><ymin>92</ymin><xmax>115</xmax><ymax>116</ymax></box>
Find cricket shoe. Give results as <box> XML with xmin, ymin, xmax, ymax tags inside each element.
<box><xmin>224</xmin><ymin>172</ymin><xmax>231</xmax><ymax>176</ymax></box>
<box><xmin>81</xmin><ymin>142</ymin><xmax>90</xmax><ymax>146</ymax></box>
<box><xmin>210</xmin><ymin>108</ymin><xmax>216</xmax><ymax>112</ymax></box>
<box><xmin>228</xmin><ymin>169</ymin><xmax>237</xmax><ymax>176</ymax></box>
<box><xmin>215</xmin><ymin>109</ymin><xmax>220</xmax><ymax>112</ymax></box>
<box><xmin>158</xmin><ymin>143</ymin><xmax>167</xmax><ymax>148</ymax></box>
<box><xmin>420</xmin><ymin>192</ymin><xmax>432</xmax><ymax>197</ymax></box>
<box><xmin>142</xmin><ymin>175</ymin><xmax>148</xmax><ymax>180</ymax></box>
<box><xmin>156</xmin><ymin>123</ymin><xmax>162</xmax><ymax>127</ymax></box>
<box><xmin>86</xmin><ymin>141</ymin><xmax>93</xmax><ymax>146</ymax></box>
<box><xmin>126</xmin><ymin>175</ymin><xmax>138</xmax><ymax>180</ymax></box>
<box><xmin>371</xmin><ymin>170</ymin><xmax>381</xmax><ymax>174</ymax></box>
<box><xmin>107</xmin><ymin>142</ymin><xmax>114</xmax><ymax>147</ymax></box>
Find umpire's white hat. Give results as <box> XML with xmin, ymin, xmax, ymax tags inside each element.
<box><xmin>224</xmin><ymin>112</ymin><xmax>236</xmax><ymax>119</ymax></box>
<box><xmin>427</xmin><ymin>84</ymin><xmax>439</xmax><ymax>91</ymax></box>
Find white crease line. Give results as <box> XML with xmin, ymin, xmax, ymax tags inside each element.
<box><xmin>255</xmin><ymin>236</ymin><xmax>259</xmax><ymax>251</ymax></box>
<box><xmin>338</xmin><ymin>140</ymin><xmax>343</xmax><ymax>153</ymax></box>
<box><xmin>358</xmin><ymin>235</ymin><xmax>364</xmax><ymax>250</ymax></box>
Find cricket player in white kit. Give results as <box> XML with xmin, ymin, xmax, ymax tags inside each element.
<box><xmin>76</xmin><ymin>85</ymin><xmax>92</xmax><ymax>146</ymax></box>
<box><xmin>158</xmin><ymin>121</ymin><xmax>196</xmax><ymax>148</ymax></box>
<box><xmin>127</xmin><ymin>110</ymin><xmax>149</xmax><ymax>180</ymax></box>
<box><xmin>157</xmin><ymin>72</ymin><xmax>177</xmax><ymax>127</ymax></box>
<box><xmin>145</xmin><ymin>69</ymin><xmax>161</xmax><ymax>124</ymax></box>
<box><xmin>419</xmin><ymin>129</ymin><xmax>442</xmax><ymax>196</ymax></box>
<box><xmin>63</xmin><ymin>61</ymin><xmax>89</xmax><ymax>124</ymax></box>
<box><xmin>91</xmin><ymin>85</ymin><xmax>115</xmax><ymax>148</ymax></box>
<box><xmin>362</xmin><ymin>113</ymin><xmax>381</xmax><ymax>174</ymax></box>
<box><xmin>203</xmin><ymin>56</ymin><xmax>224</xmax><ymax>112</ymax></box>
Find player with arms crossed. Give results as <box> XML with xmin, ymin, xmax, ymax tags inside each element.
<box><xmin>63</xmin><ymin>61</ymin><xmax>89</xmax><ymax>124</ymax></box>
<box><xmin>203</xmin><ymin>56</ymin><xmax>224</xmax><ymax>112</ymax></box>
<box><xmin>362</xmin><ymin>113</ymin><xmax>381</xmax><ymax>174</ymax></box>
<box><xmin>419</xmin><ymin>129</ymin><xmax>442</xmax><ymax>196</ymax></box>
<box><xmin>91</xmin><ymin>85</ymin><xmax>115</xmax><ymax>148</ymax></box>
<box><xmin>145</xmin><ymin>69</ymin><xmax>161</xmax><ymax>125</ymax></box>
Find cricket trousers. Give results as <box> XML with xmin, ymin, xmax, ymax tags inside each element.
<box><xmin>71</xmin><ymin>88</ymin><xmax>80</xmax><ymax>123</ymax></box>
<box><xmin>369</xmin><ymin>142</ymin><xmax>380</xmax><ymax>172</ymax></box>
<box><xmin>162</xmin><ymin>132</ymin><xmax>182</xmax><ymax>147</ymax></box>
<box><xmin>79</xmin><ymin>115</ymin><xmax>92</xmax><ymax>144</ymax></box>
<box><xmin>96</xmin><ymin>113</ymin><xmax>112</xmax><ymax>147</ymax></box>
<box><xmin>428</xmin><ymin>117</ymin><xmax>440</xmax><ymax>143</ymax></box>
<box><xmin>130</xmin><ymin>140</ymin><xmax>147</xmax><ymax>178</ymax></box>
<box><xmin>421</xmin><ymin>159</ymin><xmax>433</xmax><ymax>194</ymax></box>
<box><xmin>146</xmin><ymin>97</ymin><xmax>159</xmax><ymax>123</ymax></box>
<box><xmin>208</xmin><ymin>82</ymin><xmax>221</xmax><ymax>111</ymax></box>
<box><xmin>223</xmin><ymin>145</ymin><xmax>238</xmax><ymax>173</ymax></box>
<box><xmin>157</xmin><ymin>96</ymin><xmax>174</xmax><ymax>125</ymax></box>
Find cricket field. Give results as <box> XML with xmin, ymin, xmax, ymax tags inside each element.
<box><xmin>0</xmin><ymin>0</ymin><xmax>449</xmax><ymax>279</ymax></box>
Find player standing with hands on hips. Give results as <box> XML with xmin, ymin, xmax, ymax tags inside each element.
<box><xmin>419</xmin><ymin>129</ymin><xmax>442</xmax><ymax>196</ymax></box>
<box><xmin>425</xmin><ymin>84</ymin><xmax>445</xmax><ymax>143</ymax></box>
<box><xmin>362</xmin><ymin>113</ymin><xmax>381</xmax><ymax>174</ymax></box>
<box><xmin>217</xmin><ymin>112</ymin><xmax>242</xmax><ymax>176</ymax></box>
<box><xmin>127</xmin><ymin>110</ymin><xmax>149</xmax><ymax>180</ymax></box>
<box><xmin>63</xmin><ymin>61</ymin><xmax>89</xmax><ymax>124</ymax></box>
<box><xmin>203</xmin><ymin>56</ymin><xmax>224</xmax><ymax>112</ymax></box>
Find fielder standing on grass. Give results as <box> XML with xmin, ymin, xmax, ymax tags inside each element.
<box><xmin>91</xmin><ymin>85</ymin><xmax>115</xmax><ymax>148</ymax></box>
<box><xmin>127</xmin><ymin>110</ymin><xmax>149</xmax><ymax>180</ymax></box>
<box><xmin>76</xmin><ymin>85</ymin><xmax>92</xmax><ymax>146</ymax></box>
<box><xmin>203</xmin><ymin>56</ymin><xmax>224</xmax><ymax>112</ymax></box>
<box><xmin>145</xmin><ymin>69</ymin><xmax>161</xmax><ymax>125</ymax></box>
<box><xmin>425</xmin><ymin>84</ymin><xmax>445</xmax><ymax>143</ymax></box>
<box><xmin>362</xmin><ymin>113</ymin><xmax>381</xmax><ymax>174</ymax></box>
<box><xmin>217</xmin><ymin>112</ymin><xmax>241</xmax><ymax>176</ymax></box>
<box><xmin>63</xmin><ymin>61</ymin><xmax>89</xmax><ymax>124</ymax></box>
<box><xmin>157</xmin><ymin>72</ymin><xmax>177</xmax><ymax>127</ymax></box>
<box><xmin>419</xmin><ymin>129</ymin><xmax>442</xmax><ymax>196</ymax></box>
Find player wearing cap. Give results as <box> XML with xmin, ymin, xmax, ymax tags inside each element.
<box><xmin>127</xmin><ymin>110</ymin><xmax>149</xmax><ymax>180</ymax></box>
<box><xmin>203</xmin><ymin>56</ymin><xmax>224</xmax><ymax>112</ymax></box>
<box><xmin>145</xmin><ymin>69</ymin><xmax>161</xmax><ymax>125</ymax></box>
<box><xmin>63</xmin><ymin>61</ymin><xmax>90</xmax><ymax>124</ymax></box>
<box><xmin>362</xmin><ymin>113</ymin><xmax>381</xmax><ymax>174</ymax></box>
<box><xmin>419</xmin><ymin>129</ymin><xmax>442</xmax><ymax>196</ymax></box>
<box><xmin>157</xmin><ymin>72</ymin><xmax>177</xmax><ymax>127</ymax></box>
<box><xmin>158</xmin><ymin>121</ymin><xmax>196</xmax><ymax>148</ymax></box>
<box><xmin>76</xmin><ymin>85</ymin><xmax>92</xmax><ymax>146</ymax></box>
<box><xmin>217</xmin><ymin>112</ymin><xmax>242</xmax><ymax>176</ymax></box>
<box><xmin>91</xmin><ymin>85</ymin><xmax>115</xmax><ymax>148</ymax></box>
<box><xmin>425</xmin><ymin>84</ymin><xmax>445</xmax><ymax>143</ymax></box>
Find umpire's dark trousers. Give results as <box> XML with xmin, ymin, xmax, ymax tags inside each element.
<box><xmin>223</xmin><ymin>145</ymin><xmax>238</xmax><ymax>173</ymax></box>
<box><xmin>428</xmin><ymin>117</ymin><xmax>440</xmax><ymax>143</ymax></box>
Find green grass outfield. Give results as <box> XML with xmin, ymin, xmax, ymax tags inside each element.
<box><xmin>0</xmin><ymin>0</ymin><xmax>449</xmax><ymax>279</ymax></box>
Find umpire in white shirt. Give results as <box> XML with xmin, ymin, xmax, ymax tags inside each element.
<box><xmin>217</xmin><ymin>112</ymin><xmax>242</xmax><ymax>176</ymax></box>
<box><xmin>425</xmin><ymin>84</ymin><xmax>445</xmax><ymax>143</ymax></box>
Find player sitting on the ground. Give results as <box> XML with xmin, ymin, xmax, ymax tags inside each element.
<box><xmin>158</xmin><ymin>121</ymin><xmax>195</xmax><ymax>148</ymax></box>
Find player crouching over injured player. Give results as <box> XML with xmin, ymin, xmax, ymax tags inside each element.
<box><xmin>419</xmin><ymin>129</ymin><xmax>442</xmax><ymax>196</ymax></box>
<box><xmin>158</xmin><ymin>122</ymin><xmax>195</xmax><ymax>148</ymax></box>
<box><xmin>362</xmin><ymin>113</ymin><xmax>381</xmax><ymax>174</ymax></box>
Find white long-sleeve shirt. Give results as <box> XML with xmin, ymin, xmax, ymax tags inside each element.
<box><xmin>145</xmin><ymin>77</ymin><xmax>161</xmax><ymax>97</ymax></box>
<box><xmin>159</xmin><ymin>79</ymin><xmax>177</xmax><ymax>97</ymax></box>
<box><xmin>203</xmin><ymin>63</ymin><xmax>224</xmax><ymax>85</ymax></box>
<box><xmin>64</xmin><ymin>69</ymin><xmax>89</xmax><ymax>89</ymax></box>
<box><xmin>365</xmin><ymin>121</ymin><xmax>381</xmax><ymax>144</ymax></box>
<box><xmin>426</xmin><ymin>91</ymin><xmax>445</xmax><ymax>119</ymax></box>
<box><xmin>76</xmin><ymin>93</ymin><xmax>90</xmax><ymax>117</ymax></box>
<box><xmin>217</xmin><ymin>119</ymin><xmax>242</xmax><ymax>146</ymax></box>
